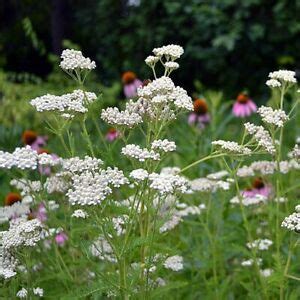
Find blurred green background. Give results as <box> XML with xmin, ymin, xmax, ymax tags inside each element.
<box><xmin>1</xmin><ymin>0</ymin><xmax>299</xmax><ymax>96</ymax></box>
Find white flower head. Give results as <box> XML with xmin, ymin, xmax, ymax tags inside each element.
<box><xmin>16</xmin><ymin>288</ymin><xmax>28</xmax><ymax>298</ymax></box>
<box><xmin>258</xmin><ymin>106</ymin><xmax>289</xmax><ymax>127</ymax></box>
<box><xmin>268</xmin><ymin>70</ymin><xmax>297</xmax><ymax>84</ymax></box>
<box><xmin>212</xmin><ymin>140</ymin><xmax>251</xmax><ymax>155</ymax></box>
<box><xmin>60</xmin><ymin>49</ymin><xmax>96</xmax><ymax>71</ymax></box>
<box><xmin>72</xmin><ymin>209</ymin><xmax>89</xmax><ymax>219</ymax></box>
<box><xmin>153</xmin><ymin>45</ymin><xmax>184</xmax><ymax>60</ymax></box>
<box><xmin>129</xmin><ymin>169</ymin><xmax>149</xmax><ymax>181</ymax></box>
<box><xmin>164</xmin><ymin>255</ymin><xmax>183</xmax><ymax>271</ymax></box>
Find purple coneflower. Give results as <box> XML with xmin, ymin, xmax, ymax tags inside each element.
<box><xmin>22</xmin><ymin>130</ymin><xmax>47</xmax><ymax>151</ymax></box>
<box><xmin>188</xmin><ymin>98</ymin><xmax>210</xmax><ymax>128</ymax></box>
<box><xmin>232</xmin><ymin>93</ymin><xmax>257</xmax><ymax>118</ymax></box>
<box><xmin>242</xmin><ymin>178</ymin><xmax>272</xmax><ymax>198</ymax></box>
<box><xmin>105</xmin><ymin>128</ymin><xmax>120</xmax><ymax>142</ymax></box>
<box><xmin>122</xmin><ymin>71</ymin><xmax>142</xmax><ymax>98</ymax></box>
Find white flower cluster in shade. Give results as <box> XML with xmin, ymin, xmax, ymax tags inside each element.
<box><xmin>16</xmin><ymin>287</ymin><xmax>43</xmax><ymax>298</ymax></box>
<box><xmin>129</xmin><ymin>168</ymin><xmax>149</xmax><ymax>181</ymax></box>
<box><xmin>112</xmin><ymin>215</ymin><xmax>128</xmax><ymax>236</ymax></box>
<box><xmin>267</xmin><ymin>70</ymin><xmax>297</xmax><ymax>86</ymax></box>
<box><xmin>10</xmin><ymin>179</ymin><xmax>42</xmax><ymax>196</ymax></box>
<box><xmin>281</xmin><ymin>206</ymin><xmax>300</xmax><ymax>232</ymax></box>
<box><xmin>244</xmin><ymin>122</ymin><xmax>275</xmax><ymax>154</ymax></box>
<box><xmin>236</xmin><ymin>159</ymin><xmax>300</xmax><ymax>177</ymax></box>
<box><xmin>206</xmin><ymin>170</ymin><xmax>228</xmax><ymax>180</ymax></box>
<box><xmin>72</xmin><ymin>209</ymin><xmax>89</xmax><ymax>219</ymax></box>
<box><xmin>148</xmin><ymin>172</ymin><xmax>188</xmax><ymax>194</ymax></box>
<box><xmin>291</xmin><ymin>144</ymin><xmax>300</xmax><ymax>161</ymax></box>
<box><xmin>151</xmin><ymin>139</ymin><xmax>176</xmax><ymax>152</ymax></box>
<box><xmin>16</xmin><ymin>288</ymin><xmax>28</xmax><ymax>298</ymax></box>
<box><xmin>163</xmin><ymin>255</ymin><xmax>183</xmax><ymax>271</ymax></box>
<box><xmin>0</xmin><ymin>146</ymin><xmax>38</xmax><ymax>170</ymax></box>
<box><xmin>30</xmin><ymin>89</ymin><xmax>97</xmax><ymax>114</ymax></box>
<box><xmin>152</xmin><ymin>45</ymin><xmax>184</xmax><ymax>60</ymax></box>
<box><xmin>189</xmin><ymin>177</ymin><xmax>230</xmax><ymax>193</ymax></box>
<box><xmin>60</xmin><ymin>49</ymin><xmax>96</xmax><ymax>71</ymax></box>
<box><xmin>122</xmin><ymin>144</ymin><xmax>160</xmax><ymax>162</ymax></box>
<box><xmin>266</xmin><ymin>79</ymin><xmax>282</xmax><ymax>88</ymax></box>
<box><xmin>212</xmin><ymin>140</ymin><xmax>251</xmax><ymax>155</ymax></box>
<box><xmin>33</xmin><ymin>287</ymin><xmax>44</xmax><ymax>297</ymax></box>
<box><xmin>258</xmin><ymin>106</ymin><xmax>289</xmax><ymax>127</ymax></box>
<box><xmin>246</xmin><ymin>239</ymin><xmax>273</xmax><ymax>251</ymax></box>
<box><xmin>90</xmin><ymin>236</ymin><xmax>117</xmax><ymax>263</ymax></box>
<box><xmin>137</xmin><ymin>76</ymin><xmax>193</xmax><ymax>112</ymax></box>
<box><xmin>44</xmin><ymin>173</ymin><xmax>70</xmax><ymax>194</ymax></box>
<box><xmin>101</xmin><ymin>107</ymin><xmax>143</xmax><ymax>127</ymax></box>
<box><xmin>159</xmin><ymin>203</ymin><xmax>206</xmax><ymax>233</ymax></box>
<box><xmin>0</xmin><ymin>234</ymin><xmax>18</xmax><ymax>279</ymax></box>
<box><xmin>2</xmin><ymin>219</ymin><xmax>42</xmax><ymax>248</ymax></box>
<box><xmin>241</xmin><ymin>258</ymin><xmax>262</xmax><ymax>267</ymax></box>
<box><xmin>0</xmin><ymin>203</ymin><xmax>30</xmax><ymax>224</ymax></box>
<box><xmin>0</xmin><ymin>219</ymin><xmax>43</xmax><ymax>279</ymax></box>
<box><xmin>230</xmin><ymin>194</ymin><xmax>267</xmax><ymax>206</ymax></box>
<box><xmin>67</xmin><ymin>168</ymin><xmax>128</xmax><ymax>205</ymax></box>
<box><xmin>62</xmin><ymin>156</ymin><xmax>103</xmax><ymax>173</ymax></box>
<box><xmin>260</xmin><ymin>268</ymin><xmax>273</xmax><ymax>277</ymax></box>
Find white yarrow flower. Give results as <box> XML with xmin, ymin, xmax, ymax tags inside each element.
<box><xmin>164</xmin><ymin>255</ymin><xmax>183</xmax><ymax>271</ymax></box>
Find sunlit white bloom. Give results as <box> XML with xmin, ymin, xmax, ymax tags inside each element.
<box><xmin>62</xmin><ymin>156</ymin><xmax>103</xmax><ymax>173</ymax></box>
<box><xmin>30</xmin><ymin>90</ymin><xmax>97</xmax><ymax>114</ymax></box>
<box><xmin>164</xmin><ymin>61</ymin><xmax>179</xmax><ymax>70</ymax></box>
<box><xmin>149</xmin><ymin>173</ymin><xmax>188</xmax><ymax>194</ymax></box>
<box><xmin>101</xmin><ymin>107</ymin><xmax>143</xmax><ymax>127</ymax></box>
<box><xmin>268</xmin><ymin>70</ymin><xmax>297</xmax><ymax>84</ymax></box>
<box><xmin>67</xmin><ymin>168</ymin><xmax>128</xmax><ymax>206</ymax></box>
<box><xmin>137</xmin><ymin>76</ymin><xmax>193</xmax><ymax>112</ymax></box>
<box><xmin>129</xmin><ymin>168</ymin><xmax>149</xmax><ymax>181</ymax></box>
<box><xmin>153</xmin><ymin>45</ymin><xmax>184</xmax><ymax>60</ymax></box>
<box><xmin>258</xmin><ymin>106</ymin><xmax>289</xmax><ymax>127</ymax></box>
<box><xmin>122</xmin><ymin>144</ymin><xmax>160</xmax><ymax>162</ymax></box>
<box><xmin>44</xmin><ymin>174</ymin><xmax>70</xmax><ymax>194</ymax></box>
<box><xmin>38</xmin><ymin>153</ymin><xmax>61</xmax><ymax>166</ymax></box>
<box><xmin>164</xmin><ymin>255</ymin><xmax>183</xmax><ymax>271</ymax></box>
<box><xmin>145</xmin><ymin>55</ymin><xmax>159</xmax><ymax>66</ymax></box>
<box><xmin>266</xmin><ymin>78</ymin><xmax>281</xmax><ymax>88</ymax></box>
<box><xmin>60</xmin><ymin>49</ymin><xmax>96</xmax><ymax>71</ymax></box>
<box><xmin>0</xmin><ymin>146</ymin><xmax>38</xmax><ymax>170</ymax></box>
<box><xmin>151</xmin><ymin>139</ymin><xmax>176</xmax><ymax>152</ymax></box>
